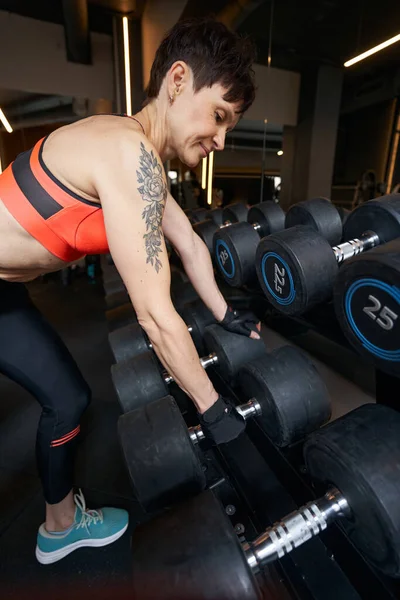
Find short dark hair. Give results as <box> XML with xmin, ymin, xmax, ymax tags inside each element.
<box><xmin>145</xmin><ymin>18</ymin><xmax>256</xmax><ymax>115</ymax></box>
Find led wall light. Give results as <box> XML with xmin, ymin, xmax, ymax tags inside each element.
<box><xmin>122</xmin><ymin>16</ymin><xmax>132</xmax><ymax>116</ymax></box>
<box><xmin>0</xmin><ymin>109</ymin><xmax>13</xmax><ymax>133</ymax></box>
<box><xmin>207</xmin><ymin>152</ymin><xmax>214</xmax><ymax>205</ymax></box>
<box><xmin>201</xmin><ymin>157</ymin><xmax>207</xmax><ymax>190</ymax></box>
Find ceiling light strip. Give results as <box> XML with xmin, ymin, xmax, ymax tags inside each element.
<box><xmin>344</xmin><ymin>33</ymin><xmax>400</xmax><ymax>67</ymax></box>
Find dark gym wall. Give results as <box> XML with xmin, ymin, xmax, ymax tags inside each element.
<box><xmin>333</xmin><ymin>98</ymin><xmax>397</xmax><ymax>186</ymax></box>
<box><xmin>0</xmin><ymin>123</ymin><xmax>69</xmax><ymax>169</ymax></box>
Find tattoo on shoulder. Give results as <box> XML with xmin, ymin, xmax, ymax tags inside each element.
<box><xmin>136</xmin><ymin>142</ymin><xmax>167</xmax><ymax>273</ymax></box>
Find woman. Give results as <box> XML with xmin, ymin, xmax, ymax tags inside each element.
<box><xmin>0</xmin><ymin>18</ymin><xmax>258</xmax><ymax>564</ymax></box>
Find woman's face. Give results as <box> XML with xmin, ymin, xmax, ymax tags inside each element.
<box><xmin>169</xmin><ymin>81</ymin><xmax>241</xmax><ymax>167</ymax></box>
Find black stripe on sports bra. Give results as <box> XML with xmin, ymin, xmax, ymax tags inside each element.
<box><xmin>12</xmin><ymin>148</ymin><xmax>63</xmax><ymax>220</ymax></box>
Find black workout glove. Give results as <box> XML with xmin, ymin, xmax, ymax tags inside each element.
<box><xmin>198</xmin><ymin>396</ymin><xmax>246</xmax><ymax>444</ymax></box>
<box><xmin>219</xmin><ymin>306</ymin><xmax>260</xmax><ymax>338</ymax></box>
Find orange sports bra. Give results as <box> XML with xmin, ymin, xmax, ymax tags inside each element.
<box><xmin>0</xmin><ymin>135</ymin><xmax>108</xmax><ymax>262</ymax></box>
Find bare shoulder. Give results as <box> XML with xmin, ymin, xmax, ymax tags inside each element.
<box><xmin>93</xmin><ymin>122</ymin><xmax>165</xmax><ymax>186</ymax></box>
<box><xmin>94</xmin><ymin>122</ymin><xmax>168</xmax><ymax>223</ymax></box>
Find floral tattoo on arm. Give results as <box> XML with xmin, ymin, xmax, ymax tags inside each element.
<box><xmin>136</xmin><ymin>142</ymin><xmax>167</xmax><ymax>273</ymax></box>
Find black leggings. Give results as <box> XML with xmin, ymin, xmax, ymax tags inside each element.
<box><xmin>0</xmin><ymin>280</ymin><xmax>91</xmax><ymax>504</ymax></box>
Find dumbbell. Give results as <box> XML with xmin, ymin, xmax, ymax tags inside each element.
<box><xmin>334</xmin><ymin>238</ymin><xmax>400</xmax><ymax>377</ymax></box>
<box><xmin>193</xmin><ymin>202</ymin><xmax>250</xmax><ymax>253</ymax></box>
<box><xmin>109</xmin><ymin>299</ymin><xmax>216</xmax><ymax>363</ymax></box>
<box><xmin>213</xmin><ymin>201</ymin><xmax>286</xmax><ymax>287</ymax></box>
<box><xmin>112</xmin><ymin>324</ymin><xmax>267</xmax><ymax>413</ymax></box>
<box><xmin>131</xmin><ymin>403</ymin><xmax>400</xmax><ymax>599</ymax></box>
<box><xmin>256</xmin><ymin>194</ymin><xmax>400</xmax><ymax>315</ymax></box>
<box><xmin>190</xmin><ymin>202</ymin><xmax>247</xmax><ymax>228</ymax></box>
<box><xmin>193</xmin><ymin>202</ymin><xmax>280</xmax><ymax>254</ymax></box>
<box><xmin>214</xmin><ymin>197</ymin><xmax>342</xmax><ymax>289</ymax></box>
<box><xmin>170</xmin><ymin>280</ymin><xmax>200</xmax><ymax>314</ymax></box>
<box><xmin>185</xmin><ymin>207</ymin><xmax>217</xmax><ymax>224</ymax></box>
<box><xmin>118</xmin><ymin>346</ymin><xmax>331</xmax><ymax>512</ymax></box>
<box><xmin>189</xmin><ymin>207</ymin><xmax>224</xmax><ymax>225</ymax></box>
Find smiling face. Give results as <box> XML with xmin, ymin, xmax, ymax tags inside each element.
<box><xmin>167</xmin><ymin>70</ymin><xmax>242</xmax><ymax>168</ymax></box>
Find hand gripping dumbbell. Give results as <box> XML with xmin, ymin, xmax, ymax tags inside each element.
<box><xmin>108</xmin><ymin>299</ymin><xmax>216</xmax><ymax>363</ymax></box>
<box><xmin>256</xmin><ymin>194</ymin><xmax>400</xmax><ymax>315</ymax></box>
<box><xmin>334</xmin><ymin>238</ymin><xmax>400</xmax><ymax>377</ymax></box>
<box><xmin>130</xmin><ymin>403</ymin><xmax>400</xmax><ymax>600</ymax></box>
<box><xmin>112</xmin><ymin>324</ymin><xmax>267</xmax><ymax>414</ymax></box>
<box><xmin>192</xmin><ymin>202</ymin><xmax>250</xmax><ymax>253</ymax></box>
<box><xmin>118</xmin><ymin>346</ymin><xmax>331</xmax><ymax>512</ymax></box>
<box><xmin>214</xmin><ymin>197</ymin><xmax>343</xmax><ymax>289</ymax></box>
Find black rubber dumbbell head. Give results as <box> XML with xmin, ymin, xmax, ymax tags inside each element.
<box><xmin>333</xmin><ymin>239</ymin><xmax>400</xmax><ymax>378</ymax></box>
<box><xmin>238</xmin><ymin>346</ymin><xmax>331</xmax><ymax>447</ymax></box>
<box><xmin>108</xmin><ymin>322</ymin><xmax>150</xmax><ymax>363</ymax></box>
<box><xmin>118</xmin><ymin>396</ymin><xmax>206</xmax><ymax>512</ymax></box>
<box><xmin>222</xmin><ymin>202</ymin><xmax>248</xmax><ymax>223</ymax></box>
<box><xmin>106</xmin><ymin>303</ymin><xmax>137</xmax><ymax>332</ymax></box>
<box><xmin>343</xmin><ymin>194</ymin><xmax>400</xmax><ymax>243</ymax></box>
<box><xmin>193</xmin><ymin>220</ymin><xmax>219</xmax><ymax>253</ymax></box>
<box><xmin>112</xmin><ymin>351</ymin><xmax>168</xmax><ymax>413</ymax></box>
<box><xmin>247</xmin><ymin>201</ymin><xmax>285</xmax><ymax>237</ymax></box>
<box><xmin>181</xmin><ymin>299</ymin><xmax>215</xmax><ymax>355</ymax></box>
<box><xmin>191</xmin><ymin>208</ymin><xmax>211</xmax><ymax>223</ymax></box>
<box><xmin>304</xmin><ymin>403</ymin><xmax>400</xmax><ymax>577</ymax></box>
<box><xmin>214</xmin><ymin>223</ymin><xmax>260</xmax><ymax>287</ymax></box>
<box><xmin>203</xmin><ymin>324</ymin><xmax>266</xmax><ymax>382</ymax></box>
<box><xmin>255</xmin><ymin>225</ymin><xmax>338</xmax><ymax>315</ymax></box>
<box><xmin>285</xmin><ymin>197</ymin><xmax>343</xmax><ymax>246</ymax></box>
<box><xmin>132</xmin><ymin>489</ymin><xmax>259</xmax><ymax>600</ymax></box>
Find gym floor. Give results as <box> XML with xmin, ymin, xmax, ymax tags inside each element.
<box><xmin>0</xmin><ymin>275</ymin><xmax>375</xmax><ymax>599</ymax></box>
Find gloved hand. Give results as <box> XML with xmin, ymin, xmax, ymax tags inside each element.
<box><xmin>219</xmin><ymin>306</ymin><xmax>261</xmax><ymax>338</ymax></box>
<box><xmin>197</xmin><ymin>396</ymin><xmax>246</xmax><ymax>444</ymax></box>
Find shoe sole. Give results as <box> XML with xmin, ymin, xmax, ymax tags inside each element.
<box><xmin>35</xmin><ymin>523</ymin><xmax>129</xmax><ymax>565</ymax></box>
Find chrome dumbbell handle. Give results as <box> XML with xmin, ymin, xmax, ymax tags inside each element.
<box><xmin>332</xmin><ymin>231</ymin><xmax>380</xmax><ymax>265</ymax></box>
<box><xmin>221</xmin><ymin>221</ymin><xmax>261</xmax><ymax>232</ymax></box>
<box><xmin>243</xmin><ymin>487</ymin><xmax>350</xmax><ymax>573</ymax></box>
<box><xmin>163</xmin><ymin>352</ymin><xmax>218</xmax><ymax>385</ymax></box>
<box><xmin>188</xmin><ymin>398</ymin><xmax>262</xmax><ymax>444</ymax></box>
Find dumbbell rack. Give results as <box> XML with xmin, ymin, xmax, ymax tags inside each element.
<box><xmin>193</xmin><ymin>366</ymin><xmax>400</xmax><ymax>600</ymax></box>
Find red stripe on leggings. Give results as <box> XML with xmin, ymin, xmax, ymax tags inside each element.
<box><xmin>50</xmin><ymin>425</ymin><xmax>80</xmax><ymax>447</ymax></box>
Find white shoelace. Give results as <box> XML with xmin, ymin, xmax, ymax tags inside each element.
<box><xmin>74</xmin><ymin>489</ymin><xmax>104</xmax><ymax>534</ymax></box>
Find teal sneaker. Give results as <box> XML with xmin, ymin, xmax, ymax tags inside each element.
<box><xmin>35</xmin><ymin>489</ymin><xmax>129</xmax><ymax>565</ymax></box>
